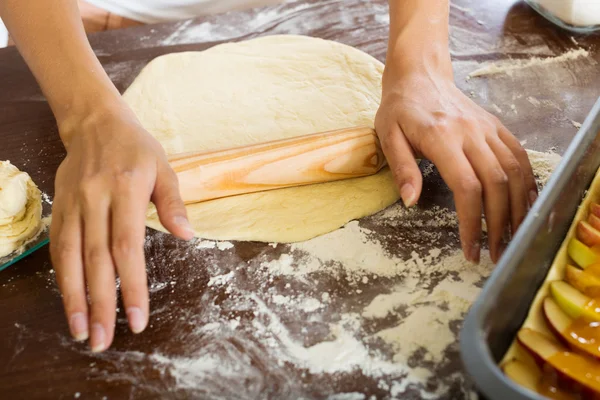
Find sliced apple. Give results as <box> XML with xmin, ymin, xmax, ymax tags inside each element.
<box><xmin>518</xmin><ymin>328</ymin><xmax>600</xmax><ymax>394</ymax></box>
<box><xmin>502</xmin><ymin>359</ymin><xmax>541</xmax><ymax>393</ymax></box>
<box><xmin>566</xmin><ymin>264</ymin><xmax>600</xmax><ymax>298</ymax></box>
<box><xmin>544</xmin><ymin>297</ymin><xmax>600</xmax><ymax>358</ymax></box>
<box><xmin>589</xmin><ymin>214</ymin><xmax>600</xmax><ymax>232</ymax></box>
<box><xmin>578</xmin><ymin>221</ymin><xmax>600</xmax><ymax>247</ymax></box>
<box><xmin>568</xmin><ymin>238</ymin><xmax>600</xmax><ymax>269</ymax></box>
<box><xmin>591</xmin><ymin>203</ymin><xmax>600</xmax><ymax>219</ymax></box>
<box><xmin>550</xmin><ymin>281</ymin><xmax>600</xmax><ymax>321</ymax></box>
<box><xmin>504</xmin><ymin>358</ymin><xmax>576</xmax><ymax>400</ymax></box>
<box><xmin>587</xmin><ymin>263</ymin><xmax>600</xmax><ymax>278</ymax></box>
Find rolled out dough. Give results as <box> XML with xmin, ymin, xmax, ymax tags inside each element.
<box><xmin>124</xmin><ymin>35</ymin><xmax>399</xmax><ymax>242</ymax></box>
<box><xmin>0</xmin><ymin>161</ymin><xmax>43</xmax><ymax>257</ymax></box>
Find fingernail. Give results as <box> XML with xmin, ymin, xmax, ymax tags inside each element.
<box><xmin>174</xmin><ymin>216</ymin><xmax>194</xmax><ymax>235</ymax></box>
<box><xmin>469</xmin><ymin>242</ymin><xmax>481</xmax><ymax>264</ymax></box>
<box><xmin>90</xmin><ymin>323</ymin><xmax>106</xmax><ymax>353</ymax></box>
<box><xmin>400</xmin><ymin>184</ymin><xmax>417</xmax><ymax>208</ymax></box>
<box><xmin>529</xmin><ymin>190</ymin><xmax>538</xmax><ymax>205</ymax></box>
<box><xmin>127</xmin><ymin>307</ymin><xmax>146</xmax><ymax>334</ymax></box>
<box><xmin>70</xmin><ymin>312</ymin><xmax>89</xmax><ymax>341</ymax></box>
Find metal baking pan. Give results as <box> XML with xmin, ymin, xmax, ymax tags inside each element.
<box><xmin>460</xmin><ymin>97</ymin><xmax>600</xmax><ymax>400</ymax></box>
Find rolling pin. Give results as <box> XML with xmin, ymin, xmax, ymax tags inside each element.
<box><xmin>168</xmin><ymin>126</ymin><xmax>387</xmax><ymax>204</ymax></box>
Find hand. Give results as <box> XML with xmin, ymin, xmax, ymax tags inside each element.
<box><xmin>375</xmin><ymin>67</ymin><xmax>537</xmax><ymax>264</ymax></box>
<box><xmin>50</xmin><ymin>103</ymin><xmax>194</xmax><ymax>352</ymax></box>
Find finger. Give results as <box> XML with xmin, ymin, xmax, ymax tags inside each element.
<box><xmin>487</xmin><ymin>135</ymin><xmax>528</xmax><ymax>235</ymax></box>
<box><xmin>50</xmin><ymin>207</ymin><xmax>89</xmax><ymax>341</ymax></box>
<box><xmin>81</xmin><ymin>186</ymin><xmax>116</xmax><ymax>353</ymax></box>
<box><xmin>497</xmin><ymin>125</ymin><xmax>538</xmax><ymax>205</ymax></box>
<box><xmin>111</xmin><ymin>179</ymin><xmax>149</xmax><ymax>335</ymax></box>
<box><xmin>378</xmin><ymin>123</ymin><xmax>422</xmax><ymax>207</ymax></box>
<box><xmin>464</xmin><ymin>139</ymin><xmax>509</xmax><ymax>263</ymax></box>
<box><xmin>152</xmin><ymin>163</ymin><xmax>194</xmax><ymax>240</ymax></box>
<box><xmin>425</xmin><ymin>145</ymin><xmax>483</xmax><ymax>263</ymax></box>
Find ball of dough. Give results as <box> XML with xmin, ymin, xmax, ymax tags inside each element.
<box><xmin>0</xmin><ymin>161</ymin><xmax>43</xmax><ymax>257</ymax></box>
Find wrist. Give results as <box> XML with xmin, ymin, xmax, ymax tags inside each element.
<box><xmin>385</xmin><ymin>41</ymin><xmax>452</xmax><ymax>82</ymax></box>
<box><xmin>57</xmin><ymin>92</ymin><xmax>131</xmax><ymax>148</ymax></box>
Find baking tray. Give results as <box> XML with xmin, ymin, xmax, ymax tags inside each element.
<box><xmin>460</xmin><ymin>97</ymin><xmax>600</xmax><ymax>400</ymax></box>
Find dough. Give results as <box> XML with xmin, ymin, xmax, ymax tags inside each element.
<box><xmin>123</xmin><ymin>35</ymin><xmax>399</xmax><ymax>242</ymax></box>
<box><xmin>0</xmin><ymin>161</ymin><xmax>43</xmax><ymax>257</ymax></box>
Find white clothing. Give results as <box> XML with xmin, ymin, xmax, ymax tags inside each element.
<box><xmin>0</xmin><ymin>19</ymin><xmax>7</xmax><ymax>48</ymax></box>
<box><xmin>85</xmin><ymin>0</ymin><xmax>287</xmax><ymax>24</ymax></box>
<box><xmin>0</xmin><ymin>0</ymin><xmax>287</xmax><ymax>47</ymax></box>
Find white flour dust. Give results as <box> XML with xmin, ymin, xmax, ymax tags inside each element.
<box><xmin>45</xmin><ymin>150</ymin><xmax>561</xmax><ymax>399</ymax></box>
<box><xmin>159</xmin><ymin>0</ymin><xmax>390</xmax><ymax>47</ymax></box>
<box><xmin>468</xmin><ymin>48</ymin><xmax>591</xmax><ymax>78</ymax></box>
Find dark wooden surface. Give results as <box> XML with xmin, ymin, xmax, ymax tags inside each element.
<box><xmin>0</xmin><ymin>0</ymin><xmax>598</xmax><ymax>399</ymax></box>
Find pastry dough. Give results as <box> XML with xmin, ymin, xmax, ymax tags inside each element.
<box><xmin>124</xmin><ymin>35</ymin><xmax>399</xmax><ymax>242</ymax></box>
<box><xmin>0</xmin><ymin>161</ymin><xmax>43</xmax><ymax>257</ymax></box>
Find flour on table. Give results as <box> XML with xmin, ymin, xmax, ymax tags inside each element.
<box><xmin>527</xmin><ymin>149</ymin><xmax>562</xmax><ymax>191</ymax></box>
<box><xmin>216</xmin><ymin>241</ymin><xmax>234</xmax><ymax>251</ymax></box>
<box><xmin>468</xmin><ymin>48</ymin><xmax>590</xmax><ymax>78</ymax></box>
<box><xmin>50</xmin><ymin>120</ymin><xmax>563</xmax><ymax>400</ymax></box>
<box><xmin>196</xmin><ymin>240</ymin><xmax>216</xmax><ymax>249</ymax></box>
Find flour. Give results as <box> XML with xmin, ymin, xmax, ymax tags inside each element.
<box><xmin>196</xmin><ymin>240</ymin><xmax>216</xmax><ymax>249</ymax></box>
<box><xmin>216</xmin><ymin>241</ymin><xmax>234</xmax><ymax>250</ymax></box>
<box><xmin>527</xmin><ymin>96</ymin><xmax>541</xmax><ymax>107</ymax></box>
<box><xmin>41</xmin><ymin>192</ymin><xmax>52</xmax><ymax>205</ymax></box>
<box><xmin>327</xmin><ymin>393</ymin><xmax>366</xmax><ymax>400</ymax></box>
<box><xmin>468</xmin><ymin>48</ymin><xmax>590</xmax><ymax>78</ymax></box>
<box><xmin>50</xmin><ymin>151</ymin><xmax>562</xmax><ymax>399</ymax></box>
<box><xmin>207</xmin><ymin>271</ymin><xmax>234</xmax><ymax>287</ymax></box>
<box><xmin>160</xmin><ymin>2</ymin><xmax>315</xmax><ymax>45</ymax></box>
<box><xmin>527</xmin><ymin>149</ymin><xmax>562</xmax><ymax>190</ymax></box>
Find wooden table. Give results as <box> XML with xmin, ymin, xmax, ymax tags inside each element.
<box><xmin>0</xmin><ymin>1</ymin><xmax>597</xmax><ymax>399</ymax></box>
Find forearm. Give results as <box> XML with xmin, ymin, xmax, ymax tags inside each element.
<box><xmin>0</xmin><ymin>0</ymin><xmax>122</xmax><ymax>143</ymax></box>
<box><xmin>386</xmin><ymin>0</ymin><xmax>452</xmax><ymax>78</ymax></box>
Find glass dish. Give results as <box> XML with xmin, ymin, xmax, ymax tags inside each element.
<box><xmin>525</xmin><ymin>0</ymin><xmax>600</xmax><ymax>33</ymax></box>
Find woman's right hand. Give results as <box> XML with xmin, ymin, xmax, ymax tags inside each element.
<box><xmin>50</xmin><ymin>102</ymin><xmax>194</xmax><ymax>352</ymax></box>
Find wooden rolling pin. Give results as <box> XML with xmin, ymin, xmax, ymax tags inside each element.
<box><xmin>168</xmin><ymin>126</ymin><xmax>387</xmax><ymax>204</ymax></box>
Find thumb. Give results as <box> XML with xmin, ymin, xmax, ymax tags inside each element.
<box><xmin>152</xmin><ymin>163</ymin><xmax>195</xmax><ymax>240</ymax></box>
<box><xmin>378</xmin><ymin>124</ymin><xmax>423</xmax><ymax>208</ymax></box>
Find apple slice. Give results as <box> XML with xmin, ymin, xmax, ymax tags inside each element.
<box><xmin>504</xmin><ymin>358</ymin><xmax>576</xmax><ymax>400</ymax></box>
<box><xmin>550</xmin><ymin>281</ymin><xmax>600</xmax><ymax>321</ymax></box>
<box><xmin>518</xmin><ymin>328</ymin><xmax>600</xmax><ymax>394</ymax></box>
<box><xmin>568</xmin><ymin>238</ymin><xmax>600</xmax><ymax>269</ymax></box>
<box><xmin>503</xmin><ymin>359</ymin><xmax>541</xmax><ymax>393</ymax></box>
<box><xmin>566</xmin><ymin>265</ymin><xmax>600</xmax><ymax>298</ymax></box>
<box><xmin>578</xmin><ymin>221</ymin><xmax>600</xmax><ymax>247</ymax></box>
<box><xmin>544</xmin><ymin>297</ymin><xmax>600</xmax><ymax>358</ymax></box>
<box><xmin>589</xmin><ymin>214</ymin><xmax>600</xmax><ymax>232</ymax></box>
<box><xmin>591</xmin><ymin>203</ymin><xmax>600</xmax><ymax>219</ymax></box>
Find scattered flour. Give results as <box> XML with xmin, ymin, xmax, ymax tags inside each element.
<box><xmin>196</xmin><ymin>240</ymin><xmax>216</xmax><ymax>249</ymax></box>
<box><xmin>49</xmin><ymin>150</ymin><xmax>562</xmax><ymax>399</ymax></box>
<box><xmin>41</xmin><ymin>192</ymin><xmax>53</xmax><ymax>205</ymax></box>
<box><xmin>216</xmin><ymin>241</ymin><xmax>234</xmax><ymax>251</ymax></box>
<box><xmin>527</xmin><ymin>149</ymin><xmax>562</xmax><ymax>190</ymax></box>
<box><xmin>468</xmin><ymin>48</ymin><xmax>590</xmax><ymax>78</ymax></box>
<box><xmin>196</xmin><ymin>240</ymin><xmax>234</xmax><ymax>251</ymax></box>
